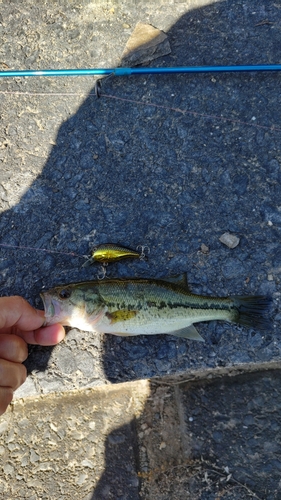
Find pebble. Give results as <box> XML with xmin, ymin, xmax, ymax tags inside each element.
<box><xmin>37</xmin><ymin>462</ymin><xmax>52</xmax><ymax>471</ymax></box>
<box><xmin>219</xmin><ymin>232</ymin><xmax>240</xmax><ymax>249</ymax></box>
<box><xmin>30</xmin><ymin>450</ymin><xmax>40</xmax><ymax>463</ymax></box>
<box><xmin>81</xmin><ymin>459</ymin><xmax>95</xmax><ymax>468</ymax></box>
<box><xmin>6</xmin><ymin>429</ymin><xmax>15</xmax><ymax>443</ymax></box>
<box><xmin>72</xmin><ymin>431</ymin><xmax>85</xmax><ymax>441</ymax></box>
<box><xmin>0</xmin><ymin>421</ymin><xmax>8</xmax><ymax>434</ymax></box>
<box><xmin>76</xmin><ymin>473</ymin><xmax>88</xmax><ymax>485</ymax></box>
<box><xmin>21</xmin><ymin>454</ymin><xmax>30</xmax><ymax>467</ymax></box>
<box><xmin>201</xmin><ymin>243</ymin><xmax>209</xmax><ymax>254</ymax></box>
<box><xmin>3</xmin><ymin>463</ymin><xmax>15</xmax><ymax>476</ymax></box>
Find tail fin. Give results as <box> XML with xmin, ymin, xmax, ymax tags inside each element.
<box><xmin>231</xmin><ymin>296</ymin><xmax>272</xmax><ymax>332</ymax></box>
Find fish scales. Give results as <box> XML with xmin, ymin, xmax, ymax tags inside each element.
<box><xmin>41</xmin><ymin>277</ymin><xmax>271</xmax><ymax>340</ymax></box>
<box><xmin>96</xmin><ymin>280</ymin><xmax>235</xmax><ymax>320</ymax></box>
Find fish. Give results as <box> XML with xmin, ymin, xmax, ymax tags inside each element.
<box><xmin>91</xmin><ymin>243</ymin><xmax>142</xmax><ymax>264</ymax></box>
<box><xmin>40</xmin><ymin>275</ymin><xmax>271</xmax><ymax>341</ymax></box>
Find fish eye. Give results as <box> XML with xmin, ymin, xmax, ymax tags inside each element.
<box><xmin>58</xmin><ymin>289</ymin><xmax>71</xmax><ymax>300</ymax></box>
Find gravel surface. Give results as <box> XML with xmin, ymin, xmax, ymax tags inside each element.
<box><xmin>0</xmin><ymin>0</ymin><xmax>280</xmax><ymax>397</ymax></box>
<box><xmin>0</xmin><ymin>381</ymin><xmax>149</xmax><ymax>500</ymax></box>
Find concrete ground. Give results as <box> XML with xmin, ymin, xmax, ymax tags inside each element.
<box><xmin>0</xmin><ymin>0</ymin><xmax>281</xmax><ymax>498</ymax></box>
<box><xmin>1</xmin><ymin>365</ymin><xmax>281</xmax><ymax>499</ymax></box>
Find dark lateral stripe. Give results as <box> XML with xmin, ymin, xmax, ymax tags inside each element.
<box><xmin>166</xmin><ymin>301</ymin><xmax>231</xmax><ymax>311</ymax></box>
<box><xmin>108</xmin><ymin>301</ymin><xmax>232</xmax><ymax>312</ymax></box>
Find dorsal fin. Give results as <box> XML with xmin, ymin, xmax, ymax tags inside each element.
<box><xmin>160</xmin><ymin>273</ymin><xmax>189</xmax><ymax>290</ymax></box>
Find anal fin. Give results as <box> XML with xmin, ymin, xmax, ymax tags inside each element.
<box><xmin>170</xmin><ymin>324</ymin><xmax>205</xmax><ymax>342</ymax></box>
<box><xmin>110</xmin><ymin>331</ymin><xmax>134</xmax><ymax>337</ymax></box>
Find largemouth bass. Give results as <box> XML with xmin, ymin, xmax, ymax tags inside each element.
<box><xmin>41</xmin><ymin>276</ymin><xmax>271</xmax><ymax>341</ymax></box>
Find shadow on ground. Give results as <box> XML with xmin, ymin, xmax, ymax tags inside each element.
<box><xmin>0</xmin><ymin>369</ymin><xmax>280</xmax><ymax>499</ymax></box>
<box><xmin>93</xmin><ymin>369</ymin><xmax>281</xmax><ymax>500</ymax></box>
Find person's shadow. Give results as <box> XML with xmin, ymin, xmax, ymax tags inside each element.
<box><xmin>1</xmin><ymin>0</ymin><xmax>280</xmax><ymax>497</ymax></box>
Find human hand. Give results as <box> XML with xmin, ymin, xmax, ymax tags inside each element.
<box><xmin>0</xmin><ymin>296</ymin><xmax>65</xmax><ymax>415</ymax></box>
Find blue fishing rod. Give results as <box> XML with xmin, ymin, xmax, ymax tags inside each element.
<box><xmin>0</xmin><ymin>64</ymin><xmax>281</xmax><ymax>78</ymax></box>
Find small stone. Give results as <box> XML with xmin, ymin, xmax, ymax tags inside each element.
<box><xmin>3</xmin><ymin>463</ymin><xmax>14</xmax><ymax>476</ymax></box>
<box><xmin>30</xmin><ymin>449</ymin><xmax>40</xmax><ymax>463</ymax></box>
<box><xmin>21</xmin><ymin>454</ymin><xmax>30</xmax><ymax>467</ymax></box>
<box><xmin>159</xmin><ymin>441</ymin><xmax>166</xmax><ymax>450</ymax></box>
<box><xmin>268</xmin><ymin>274</ymin><xmax>274</xmax><ymax>281</ymax></box>
<box><xmin>38</xmin><ymin>462</ymin><xmax>52</xmax><ymax>471</ymax></box>
<box><xmin>0</xmin><ymin>421</ymin><xmax>8</xmax><ymax>434</ymax></box>
<box><xmin>81</xmin><ymin>459</ymin><xmax>94</xmax><ymax>469</ymax></box>
<box><xmin>201</xmin><ymin>243</ymin><xmax>209</xmax><ymax>254</ymax></box>
<box><xmin>121</xmin><ymin>22</ymin><xmax>171</xmax><ymax>66</ymax></box>
<box><xmin>6</xmin><ymin>429</ymin><xmax>15</xmax><ymax>443</ymax></box>
<box><xmin>76</xmin><ymin>473</ymin><xmax>88</xmax><ymax>485</ymax></box>
<box><xmin>72</xmin><ymin>431</ymin><xmax>85</xmax><ymax>441</ymax></box>
<box><xmin>219</xmin><ymin>232</ymin><xmax>240</xmax><ymax>249</ymax></box>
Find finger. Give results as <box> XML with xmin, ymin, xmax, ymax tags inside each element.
<box><xmin>0</xmin><ymin>334</ymin><xmax>28</xmax><ymax>362</ymax></box>
<box><xmin>0</xmin><ymin>296</ymin><xmax>45</xmax><ymax>332</ymax></box>
<box><xmin>0</xmin><ymin>359</ymin><xmax>27</xmax><ymax>390</ymax></box>
<box><xmin>0</xmin><ymin>387</ymin><xmax>13</xmax><ymax>416</ymax></box>
<box><xmin>21</xmin><ymin>324</ymin><xmax>66</xmax><ymax>346</ymax></box>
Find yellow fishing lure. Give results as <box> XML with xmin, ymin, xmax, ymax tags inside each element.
<box><xmin>91</xmin><ymin>243</ymin><xmax>142</xmax><ymax>264</ymax></box>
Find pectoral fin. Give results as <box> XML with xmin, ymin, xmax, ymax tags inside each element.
<box><xmin>170</xmin><ymin>324</ymin><xmax>205</xmax><ymax>342</ymax></box>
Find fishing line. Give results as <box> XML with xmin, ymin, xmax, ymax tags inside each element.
<box><xmin>0</xmin><ymin>243</ymin><xmax>85</xmax><ymax>259</ymax></box>
<box><xmin>99</xmin><ymin>92</ymin><xmax>281</xmax><ymax>132</ymax></box>
<box><xmin>0</xmin><ymin>89</ymin><xmax>280</xmax><ymax>133</ymax></box>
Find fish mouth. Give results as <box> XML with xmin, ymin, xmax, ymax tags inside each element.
<box><xmin>40</xmin><ymin>292</ymin><xmax>60</xmax><ymax>325</ymax></box>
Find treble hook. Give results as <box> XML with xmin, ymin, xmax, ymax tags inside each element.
<box><xmin>97</xmin><ymin>263</ymin><xmax>108</xmax><ymax>280</ymax></box>
<box><xmin>136</xmin><ymin>245</ymin><xmax>150</xmax><ymax>261</ymax></box>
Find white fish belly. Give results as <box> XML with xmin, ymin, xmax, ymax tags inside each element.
<box><xmin>93</xmin><ymin>308</ymin><xmax>229</xmax><ymax>335</ymax></box>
